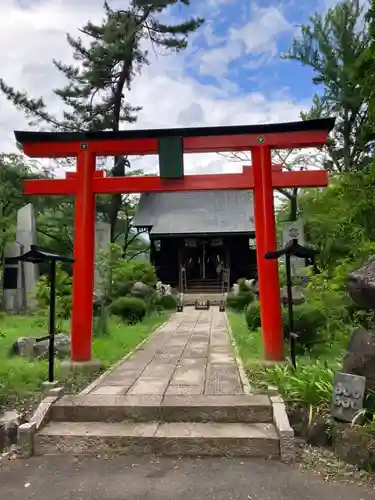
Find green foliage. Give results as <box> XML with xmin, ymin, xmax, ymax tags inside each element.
<box><xmin>112</xmin><ymin>258</ymin><xmax>157</xmax><ymax>298</ymax></box>
<box><xmin>96</xmin><ymin>244</ymin><xmax>157</xmax><ymax>299</ymax></box>
<box><xmin>93</xmin><ymin>303</ymin><xmax>110</xmax><ymax>337</ymax></box>
<box><xmin>227</xmin><ymin>311</ymin><xmax>264</xmax><ymax>363</ymax></box>
<box><xmin>263</xmin><ymin>360</ymin><xmax>336</xmax><ymax>407</ymax></box>
<box><xmin>291</xmin><ymin>302</ymin><xmax>328</xmax><ymax>350</ymax></box>
<box><xmin>156</xmin><ymin>294</ymin><xmax>178</xmax><ymax>310</ymax></box>
<box><xmin>245</xmin><ymin>293</ymin><xmax>346</xmax><ymax>352</ymax></box>
<box><xmin>228</xmin><ymin>312</ymin><xmax>337</xmax><ymax>408</ymax></box>
<box><xmin>35</xmin><ymin>263</ymin><xmax>72</xmax><ymax>319</ymax></box>
<box><xmin>245</xmin><ymin>301</ymin><xmax>262</xmax><ymax>331</ymax></box>
<box><xmin>283</xmin><ymin>0</ymin><xmax>370</xmax><ymax>173</ymax></box>
<box><xmin>245</xmin><ymin>301</ymin><xmax>288</xmax><ymax>336</ymax></box>
<box><xmin>237</xmin><ymin>278</ymin><xmax>253</xmax><ymax>293</ymax></box>
<box><xmin>226</xmin><ymin>291</ymin><xmax>254</xmax><ymax>311</ymax></box>
<box><xmin>0</xmin><ymin>312</ymin><xmax>168</xmax><ymax>407</ymax></box>
<box><xmin>0</xmin><ymin>3</ymin><xmax>203</xmax><ymax>246</ymax></box>
<box><xmin>0</xmin><ymin>154</ymin><xmax>49</xmax><ymax>257</ymax></box>
<box><xmin>277</xmin><ymin>170</ymin><xmax>375</xmax><ymax>269</ymax></box>
<box><xmin>110</xmin><ymin>296</ymin><xmax>147</xmax><ymax>324</ymax></box>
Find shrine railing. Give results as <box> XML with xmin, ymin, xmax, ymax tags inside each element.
<box><xmin>179</xmin><ymin>266</ymin><xmax>187</xmax><ymax>293</ymax></box>
<box><xmin>222</xmin><ymin>268</ymin><xmax>230</xmax><ymax>294</ymax></box>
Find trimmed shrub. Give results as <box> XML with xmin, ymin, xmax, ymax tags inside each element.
<box><xmin>36</xmin><ymin>263</ymin><xmax>72</xmax><ymax>319</ymax></box>
<box><xmin>110</xmin><ymin>296</ymin><xmax>147</xmax><ymax>324</ymax></box>
<box><xmin>245</xmin><ymin>300</ymin><xmax>326</xmax><ymax>350</ymax></box>
<box><xmin>291</xmin><ymin>302</ymin><xmax>327</xmax><ymax>348</ymax></box>
<box><xmin>156</xmin><ymin>294</ymin><xmax>178</xmax><ymax>310</ymax></box>
<box><xmin>227</xmin><ymin>291</ymin><xmax>254</xmax><ymax>311</ymax></box>
<box><xmin>111</xmin><ymin>258</ymin><xmax>157</xmax><ymax>298</ymax></box>
<box><xmin>245</xmin><ymin>301</ymin><xmax>261</xmax><ymax>330</ymax></box>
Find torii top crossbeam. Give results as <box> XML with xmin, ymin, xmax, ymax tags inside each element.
<box><xmin>14</xmin><ymin>117</ymin><xmax>335</xmax><ymax>365</ymax></box>
<box><xmin>15</xmin><ymin>118</ymin><xmax>334</xmax><ymax>157</ymax></box>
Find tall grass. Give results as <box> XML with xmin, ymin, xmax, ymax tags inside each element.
<box><xmin>227</xmin><ymin>310</ymin><xmax>340</xmax><ymax>408</ymax></box>
<box><xmin>263</xmin><ymin>360</ymin><xmax>338</xmax><ymax>407</ymax></box>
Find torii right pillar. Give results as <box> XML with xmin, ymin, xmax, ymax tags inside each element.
<box><xmin>252</xmin><ymin>145</ymin><xmax>284</xmax><ymax>360</ymax></box>
<box><xmin>251</xmin><ymin>138</ymin><xmax>330</xmax><ymax>361</ymax></box>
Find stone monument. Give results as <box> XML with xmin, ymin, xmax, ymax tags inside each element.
<box><xmin>331</xmin><ymin>371</ymin><xmax>366</xmax><ymax>422</ymax></box>
<box><xmin>334</xmin><ymin>258</ymin><xmax>375</xmax><ymax>400</ymax></box>
<box><xmin>15</xmin><ymin>203</ymin><xmax>38</xmax><ymax>310</ymax></box>
<box><xmin>282</xmin><ymin>219</ymin><xmax>306</xmax><ymax>278</ymax></box>
<box><xmin>2</xmin><ymin>241</ymin><xmax>23</xmax><ymax>313</ymax></box>
<box><xmin>94</xmin><ymin>221</ymin><xmax>111</xmax><ymax>295</ymax></box>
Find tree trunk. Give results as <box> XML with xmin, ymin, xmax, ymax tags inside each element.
<box><xmin>289</xmin><ymin>188</ymin><xmax>298</xmax><ymax>222</ymax></box>
<box><xmin>107</xmin><ymin>38</ymin><xmax>136</xmax><ymax>243</ymax></box>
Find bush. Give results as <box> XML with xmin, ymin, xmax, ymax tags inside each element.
<box><xmin>245</xmin><ymin>300</ymin><xmax>326</xmax><ymax>350</ymax></box>
<box><xmin>97</xmin><ymin>244</ymin><xmax>157</xmax><ymax>299</ymax></box>
<box><xmin>237</xmin><ymin>278</ymin><xmax>254</xmax><ymax>293</ymax></box>
<box><xmin>291</xmin><ymin>302</ymin><xmax>327</xmax><ymax>348</ymax></box>
<box><xmin>111</xmin><ymin>257</ymin><xmax>157</xmax><ymax>298</ymax></box>
<box><xmin>262</xmin><ymin>360</ymin><xmax>336</xmax><ymax>407</ymax></box>
<box><xmin>245</xmin><ymin>301</ymin><xmax>261</xmax><ymax>330</ymax></box>
<box><xmin>227</xmin><ymin>291</ymin><xmax>254</xmax><ymax>311</ymax></box>
<box><xmin>35</xmin><ymin>263</ymin><xmax>72</xmax><ymax>319</ymax></box>
<box><xmin>156</xmin><ymin>294</ymin><xmax>178</xmax><ymax>310</ymax></box>
<box><xmin>110</xmin><ymin>296</ymin><xmax>147</xmax><ymax>324</ymax></box>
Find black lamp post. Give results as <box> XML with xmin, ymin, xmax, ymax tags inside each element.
<box><xmin>264</xmin><ymin>240</ymin><xmax>318</xmax><ymax>368</ymax></box>
<box><xmin>5</xmin><ymin>245</ymin><xmax>74</xmax><ymax>382</ymax></box>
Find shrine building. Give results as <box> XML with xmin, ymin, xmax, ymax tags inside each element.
<box><xmin>133</xmin><ymin>190</ymin><xmax>257</xmax><ymax>294</ymax></box>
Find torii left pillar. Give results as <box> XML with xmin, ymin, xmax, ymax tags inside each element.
<box><xmin>71</xmin><ymin>150</ymin><xmax>96</xmax><ymax>361</ymax></box>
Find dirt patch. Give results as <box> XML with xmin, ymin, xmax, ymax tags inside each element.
<box><xmin>296</xmin><ymin>442</ymin><xmax>375</xmax><ymax>487</ymax></box>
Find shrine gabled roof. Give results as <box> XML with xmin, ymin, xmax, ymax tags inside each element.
<box><xmin>132</xmin><ymin>190</ymin><xmax>255</xmax><ymax>237</ymax></box>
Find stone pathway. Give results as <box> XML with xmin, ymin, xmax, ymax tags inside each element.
<box><xmin>88</xmin><ymin>307</ymin><xmax>244</xmax><ymax>398</ymax></box>
<box><xmin>34</xmin><ymin>308</ymin><xmax>281</xmax><ymax>459</ymax></box>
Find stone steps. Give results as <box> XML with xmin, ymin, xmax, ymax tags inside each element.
<box><xmin>181</xmin><ymin>293</ymin><xmax>226</xmax><ymax>305</ymax></box>
<box><xmin>28</xmin><ymin>309</ymin><xmax>293</xmax><ymax>461</ymax></box>
<box><xmin>51</xmin><ymin>394</ymin><xmax>273</xmax><ymax>423</ymax></box>
<box><xmin>35</xmin><ymin>421</ymin><xmax>280</xmax><ymax>458</ymax></box>
<box><xmin>33</xmin><ymin>393</ymin><xmax>281</xmax><ymax>458</ymax></box>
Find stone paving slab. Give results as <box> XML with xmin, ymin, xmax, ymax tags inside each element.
<box><xmin>88</xmin><ymin>307</ymin><xmax>244</xmax><ymax>398</ymax></box>
<box><xmin>35</xmin><ymin>421</ymin><xmax>280</xmax><ymax>457</ymax></box>
<box><xmin>52</xmin><ymin>394</ymin><xmax>273</xmax><ymax>423</ymax></box>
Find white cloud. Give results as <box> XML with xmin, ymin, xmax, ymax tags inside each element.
<box><xmin>230</xmin><ymin>5</ymin><xmax>292</xmax><ymax>55</ymax></box>
<box><xmin>198</xmin><ymin>4</ymin><xmax>293</xmax><ymax>80</ymax></box>
<box><xmin>0</xmin><ymin>0</ymin><xmax>311</xmax><ymax>177</ymax></box>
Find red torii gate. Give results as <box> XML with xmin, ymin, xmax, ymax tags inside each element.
<box><xmin>14</xmin><ymin>118</ymin><xmax>334</xmax><ymax>364</ymax></box>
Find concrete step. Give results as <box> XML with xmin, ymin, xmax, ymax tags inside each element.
<box><xmin>35</xmin><ymin>421</ymin><xmax>280</xmax><ymax>458</ymax></box>
<box><xmin>51</xmin><ymin>394</ymin><xmax>273</xmax><ymax>423</ymax></box>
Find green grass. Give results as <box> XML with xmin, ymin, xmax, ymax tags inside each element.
<box><xmin>227</xmin><ymin>310</ymin><xmax>264</xmax><ymax>364</ymax></box>
<box><xmin>0</xmin><ymin>311</ymin><xmax>169</xmax><ymax>409</ymax></box>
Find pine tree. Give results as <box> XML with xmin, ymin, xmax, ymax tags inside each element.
<box><xmin>0</xmin><ymin>1</ymin><xmax>204</xmax><ymax>242</ymax></box>
<box><xmin>0</xmin><ymin>1</ymin><xmax>203</xmax><ymax>133</ymax></box>
<box><xmin>360</xmin><ymin>0</ymin><xmax>375</xmax><ymax>136</ymax></box>
<box><xmin>282</xmin><ymin>0</ymin><xmax>370</xmax><ymax>173</ymax></box>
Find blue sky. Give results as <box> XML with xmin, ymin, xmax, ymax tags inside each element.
<box><xmin>168</xmin><ymin>0</ymin><xmax>330</xmax><ymax>104</ymax></box>
<box><xmin>0</xmin><ymin>0</ymin><xmax>364</xmax><ymax>174</ymax></box>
